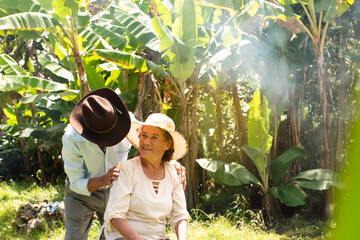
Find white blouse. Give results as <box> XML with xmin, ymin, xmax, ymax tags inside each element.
<box><xmin>104</xmin><ymin>157</ymin><xmax>190</xmax><ymax>240</ymax></box>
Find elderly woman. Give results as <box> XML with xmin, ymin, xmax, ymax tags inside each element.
<box><xmin>104</xmin><ymin>113</ymin><xmax>190</xmax><ymax>240</ymax></box>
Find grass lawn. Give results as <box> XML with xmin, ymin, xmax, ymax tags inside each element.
<box><xmin>0</xmin><ymin>181</ymin><xmax>329</xmax><ymax>240</ymax></box>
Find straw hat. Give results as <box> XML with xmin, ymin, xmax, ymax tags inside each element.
<box><xmin>127</xmin><ymin>113</ymin><xmax>188</xmax><ymax>160</ymax></box>
<box><xmin>70</xmin><ymin>88</ymin><xmax>130</xmax><ymax>147</ymax></box>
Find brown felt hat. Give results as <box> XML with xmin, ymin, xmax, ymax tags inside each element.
<box><xmin>70</xmin><ymin>88</ymin><xmax>130</xmax><ymax>147</ymax></box>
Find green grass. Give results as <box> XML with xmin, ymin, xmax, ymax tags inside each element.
<box><xmin>0</xmin><ymin>181</ymin><xmax>328</xmax><ymax>240</ymax></box>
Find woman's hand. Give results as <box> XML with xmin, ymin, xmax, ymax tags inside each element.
<box><xmin>169</xmin><ymin>160</ymin><xmax>187</xmax><ymax>190</ymax></box>
<box><xmin>111</xmin><ymin>218</ymin><xmax>143</xmax><ymax>240</ymax></box>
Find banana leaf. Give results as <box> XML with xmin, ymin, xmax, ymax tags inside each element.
<box><xmin>83</xmin><ymin>61</ymin><xmax>105</xmax><ymax>90</ymax></box>
<box><xmin>111</xmin><ymin>2</ymin><xmax>160</xmax><ymax>51</ymax></box>
<box><xmin>270</xmin><ymin>146</ymin><xmax>303</xmax><ymax>182</ymax></box>
<box><xmin>3</xmin><ymin>75</ymin><xmax>67</xmax><ymax>91</ymax></box>
<box><xmin>0</xmin><ymin>12</ymin><xmax>59</xmax><ymax>30</ymax></box>
<box><xmin>0</xmin><ymin>0</ymin><xmax>47</xmax><ymax>13</ymax></box>
<box><xmin>52</xmin><ymin>0</ymin><xmax>84</xmax><ymax>18</ymax></box>
<box><xmin>196</xmin><ymin>158</ymin><xmax>259</xmax><ymax>186</ymax></box>
<box><xmin>154</xmin><ymin>0</ymin><xmax>174</xmax><ymax>27</ymax></box>
<box><xmin>90</xmin><ymin>24</ymin><xmax>127</xmax><ymax>50</ymax></box>
<box><xmin>38</xmin><ymin>57</ymin><xmax>74</xmax><ymax>81</ymax></box>
<box><xmin>269</xmin><ymin>183</ymin><xmax>307</xmax><ymax>207</ymax></box>
<box><xmin>94</xmin><ymin>49</ymin><xmax>168</xmax><ymax>78</ymax></box>
<box><xmin>0</xmin><ymin>54</ymin><xmax>28</xmax><ymax>76</ymax></box>
<box><xmin>77</xmin><ymin>27</ymin><xmax>102</xmax><ymax>52</ymax></box>
<box><xmin>292</xmin><ymin>168</ymin><xmax>342</xmax><ymax>190</ymax></box>
<box><xmin>16</xmin><ymin>123</ymin><xmax>48</xmax><ymax>138</ymax></box>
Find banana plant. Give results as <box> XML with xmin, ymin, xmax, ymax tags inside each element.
<box><xmin>197</xmin><ymin>89</ymin><xmax>340</xmax><ymax>220</ymax></box>
<box><xmin>202</xmin><ymin>0</ymin><xmax>354</xmax><ymax>170</ymax></box>
<box><xmin>0</xmin><ymin>0</ymin><xmax>95</xmax><ymax>183</ymax></box>
<box><xmin>151</xmin><ymin>0</ymin><xmax>270</xmax><ymax>208</ymax></box>
<box><xmin>0</xmin><ymin>0</ymin><xmax>102</xmax><ymax>96</ymax></box>
<box><xmin>263</xmin><ymin>0</ymin><xmax>355</xmax><ymax>220</ymax></box>
<box><xmin>265</xmin><ymin>0</ymin><xmax>354</xmax><ymax>183</ymax></box>
<box><xmin>0</xmin><ymin>51</ymin><xmax>72</xmax><ymax>184</ymax></box>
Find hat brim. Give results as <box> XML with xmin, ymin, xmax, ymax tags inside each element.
<box><xmin>70</xmin><ymin>88</ymin><xmax>130</xmax><ymax>147</ymax></box>
<box><xmin>127</xmin><ymin>121</ymin><xmax>188</xmax><ymax>160</ymax></box>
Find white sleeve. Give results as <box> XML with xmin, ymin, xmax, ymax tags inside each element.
<box><xmin>104</xmin><ymin>162</ymin><xmax>133</xmax><ymax>233</ymax></box>
<box><xmin>169</xmin><ymin>166</ymin><xmax>190</xmax><ymax>229</ymax></box>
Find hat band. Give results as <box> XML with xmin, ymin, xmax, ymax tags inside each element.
<box><xmin>86</xmin><ymin>107</ymin><xmax>119</xmax><ymax>134</ymax></box>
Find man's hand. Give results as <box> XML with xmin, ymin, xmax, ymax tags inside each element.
<box><xmin>169</xmin><ymin>160</ymin><xmax>187</xmax><ymax>190</ymax></box>
<box><xmin>87</xmin><ymin>162</ymin><xmax>120</xmax><ymax>192</ymax></box>
<box><xmin>103</xmin><ymin>162</ymin><xmax>121</xmax><ymax>187</ymax></box>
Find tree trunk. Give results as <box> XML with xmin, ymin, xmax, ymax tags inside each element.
<box><xmin>318</xmin><ymin>51</ymin><xmax>331</xmax><ymax>170</ymax></box>
<box><xmin>285</xmin><ymin>84</ymin><xmax>302</xmax><ymax>182</ymax></box>
<box><xmin>179</xmin><ymin>78</ymin><xmax>198</xmax><ymax>209</ymax></box>
<box><xmin>189</xmin><ymin>86</ymin><xmax>199</xmax><ymax>208</ymax></box>
<box><xmin>50</xmin><ymin>149</ymin><xmax>60</xmax><ymax>184</ymax></box>
<box><xmin>37</xmin><ymin>139</ymin><xmax>48</xmax><ymax>185</ymax></box>
<box><xmin>317</xmin><ymin>46</ymin><xmax>332</xmax><ymax>221</ymax></box>
<box><xmin>73</xmin><ymin>47</ymin><xmax>90</xmax><ymax>96</ymax></box>
<box><xmin>208</xmin><ymin>85</ymin><xmax>224</xmax><ymax>160</ymax></box>
<box><xmin>150</xmin><ymin>74</ymin><xmax>163</xmax><ymax>113</ymax></box>
<box><xmin>336</xmin><ymin>33</ymin><xmax>348</xmax><ymax>172</ymax></box>
<box><xmin>215</xmin><ymin>95</ymin><xmax>225</xmax><ymax>160</ymax></box>
<box><xmin>263</xmin><ymin>193</ymin><xmax>282</xmax><ymax>224</ymax></box>
<box><xmin>231</xmin><ymin>81</ymin><xmax>256</xmax><ymax>172</ymax></box>
<box><xmin>29</xmin><ymin>102</ymin><xmax>48</xmax><ymax>185</ymax></box>
<box><xmin>12</xmin><ymin>100</ymin><xmax>32</xmax><ymax>175</ymax></box>
<box><xmin>135</xmin><ymin>74</ymin><xmax>146</xmax><ymax>121</ymax></box>
<box><xmin>180</xmin><ymin>97</ymin><xmax>193</xmax><ymax>208</ymax></box>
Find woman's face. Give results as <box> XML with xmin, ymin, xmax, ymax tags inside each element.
<box><xmin>138</xmin><ymin>125</ymin><xmax>171</xmax><ymax>161</ymax></box>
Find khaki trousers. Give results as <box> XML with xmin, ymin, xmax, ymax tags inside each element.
<box><xmin>64</xmin><ymin>179</ymin><xmax>110</xmax><ymax>240</ymax></box>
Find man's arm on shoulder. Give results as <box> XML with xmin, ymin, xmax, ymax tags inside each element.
<box><xmin>169</xmin><ymin>160</ymin><xmax>187</xmax><ymax>190</ymax></box>
<box><xmin>87</xmin><ymin>163</ymin><xmax>120</xmax><ymax>192</ymax></box>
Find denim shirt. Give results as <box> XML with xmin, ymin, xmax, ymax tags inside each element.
<box><xmin>61</xmin><ymin>125</ymin><xmax>131</xmax><ymax>196</ymax></box>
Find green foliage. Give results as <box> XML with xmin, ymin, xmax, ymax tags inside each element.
<box><xmin>112</xmin><ymin>1</ymin><xmax>160</xmax><ymax>50</ymax></box>
<box><xmin>198</xmin><ymin>91</ymin><xmax>339</xmax><ymax>208</ymax></box>
<box><xmin>247</xmin><ymin>89</ymin><xmax>272</xmax><ymax>184</ymax></box>
<box><xmin>94</xmin><ymin>49</ymin><xmax>168</xmax><ymax>78</ymax></box>
<box><xmin>52</xmin><ymin>0</ymin><xmax>84</xmax><ymax>18</ymax></box>
<box><xmin>269</xmin><ymin>183</ymin><xmax>307</xmax><ymax>207</ymax></box>
<box><xmin>0</xmin><ymin>138</ymin><xmax>24</xmax><ymax>181</ymax></box>
<box><xmin>167</xmin><ymin>0</ymin><xmax>196</xmax><ymax>81</ymax></box>
<box><xmin>0</xmin><ymin>54</ymin><xmax>28</xmax><ymax>75</ymax></box>
<box><xmin>197</xmin><ymin>158</ymin><xmax>259</xmax><ymax>186</ymax></box>
<box><xmin>270</xmin><ymin>147</ymin><xmax>303</xmax><ymax>182</ymax></box>
<box><xmin>292</xmin><ymin>169</ymin><xmax>342</xmax><ymax>190</ymax></box>
<box><xmin>276</xmin><ymin>210</ymin><xmax>330</xmax><ymax>239</ymax></box>
<box><xmin>0</xmin><ymin>12</ymin><xmax>59</xmax><ymax>30</ymax></box>
<box><xmin>38</xmin><ymin>57</ymin><xmax>74</xmax><ymax>81</ymax></box>
<box><xmin>3</xmin><ymin>75</ymin><xmax>67</xmax><ymax>91</ymax></box>
<box><xmin>0</xmin><ymin>0</ymin><xmax>47</xmax><ymax>13</ymax></box>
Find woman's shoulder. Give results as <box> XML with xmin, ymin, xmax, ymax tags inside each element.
<box><xmin>120</xmin><ymin>156</ymin><xmax>140</xmax><ymax>171</ymax></box>
<box><xmin>164</xmin><ymin>162</ymin><xmax>179</xmax><ymax>181</ymax></box>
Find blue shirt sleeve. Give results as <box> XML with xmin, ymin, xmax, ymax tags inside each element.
<box><xmin>62</xmin><ymin>125</ymin><xmax>92</xmax><ymax>196</ymax></box>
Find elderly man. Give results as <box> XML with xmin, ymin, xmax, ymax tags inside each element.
<box><xmin>62</xmin><ymin>88</ymin><xmax>132</xmax><ymax>240</ymax></box>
